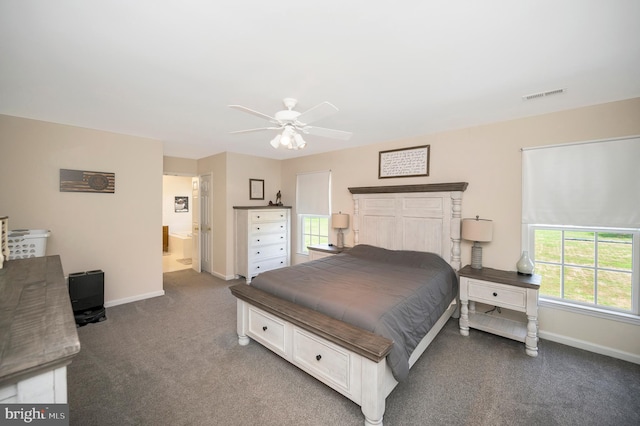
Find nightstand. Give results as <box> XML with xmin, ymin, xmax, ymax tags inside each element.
<box><xmin>307</xmin><ymin>244</ymin><xmax>349</xmax><ymax>261</ymax></box>
<box><xmin>458</xmin><ymin>265</ymin><xmax>541</xmax><ymax>356</ymax></box>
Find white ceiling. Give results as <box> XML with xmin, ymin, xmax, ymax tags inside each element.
<box><xmin>1</xmin><ymin>1</ymin><xmax>639</xmax><ymax>160</ymax></box>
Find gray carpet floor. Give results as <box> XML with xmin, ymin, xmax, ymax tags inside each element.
<box><xmin>68</xmin><ymin>269</ymin><xmax>640</xmax><ymax>425</ymax></box>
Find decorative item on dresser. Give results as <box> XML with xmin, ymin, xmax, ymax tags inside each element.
<box><xmin>458</xmin><ymin>265</ymin><xmax>541</xmax><ymax>357</ymax></box>
<box><xmin>331</xmin><ymin>212</ymin><xmax>349</xmax><ymax>248</ymax></box>
<box><xmin>231</xmin><ymin>182</ymin><xmax>468</xmax><ymax>426</ymax></box>
<box><xmin>234</xmin><ymin>206</ymin><xmax>291</xmax><ymax>283</ymax></box>
<box><xmin>461</xmin><ymin>215</ymin><xmax>493</xmax><ymax>269</ymax></box>
<box><xmin>516</xmin><ymin>250</ymin><xmax>535</xmax><ymax>275</ymax></box>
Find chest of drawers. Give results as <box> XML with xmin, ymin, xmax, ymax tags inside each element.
<box><xmin>234</xmin><ymin>207</ymin><xmax>291</xmax><ymax>283</ymax></box>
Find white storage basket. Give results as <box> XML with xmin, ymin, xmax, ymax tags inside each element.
<box><xmin>7</xmin><ymin>229</ymin><xmax>51</xmax><ymax>260</ymax></box>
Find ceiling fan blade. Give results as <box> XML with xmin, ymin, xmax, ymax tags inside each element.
<box><xmin>229</xmin><ymin>105</ymin><xmax>278</xmax><ymax>123</ymax></box>
<box><xmin>302</xmin><ymin>126</ymin><xmax>352</xmax><ymax>140</ymax></box>
<box><xmin>229</xmin><ymin>126</ymin><xmax>282</xmax><ymax>134</ymax></box>
<box><xmin>296</xmin><ymin>101</ymin><xmax>339</xmax><ymax>125</ymax></box>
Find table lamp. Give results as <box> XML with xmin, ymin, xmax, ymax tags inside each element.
<box><xmin>332</xmin><ymin>212</ymin><xmax>349</xmax><ymax>248</ymax></box>
<box><xmin>462</xmin><ymin>215</ymin><xmax>493</xmax><ymax>269</ymax></box>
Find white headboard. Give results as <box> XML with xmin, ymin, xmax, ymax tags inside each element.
<box><xmin>349</xmin><ymin>183</ymin><xmax>467</xmax><ymax>271</ymax></box>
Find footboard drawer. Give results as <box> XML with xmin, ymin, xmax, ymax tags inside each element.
<box><xmin>247</xmin><ymin>306</ymin><xmax>288</xmax><ymax>356</ymax></box>
<box><xmin>292</xmin><ymin>327</ymin><xmax>359</xmax><ymax>398</ymax></box>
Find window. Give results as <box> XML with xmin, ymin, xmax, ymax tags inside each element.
<box><xmin>531</xmin><ymin>226</ymin><xmax>639</xmax><ymax>314</ymax></box>
<box><xmin>300</xmin><ymin>215</ymin><xmax>330</xmax><ymax>251</ymax></box>
<box><xmin>522</xmin><ymin>136</ymin><xmax>640</xmax><ymax>319</ymax></box>
<box><xmin>296</xmin><ymin>170</ymin><xmax>331</xmax><ymax>254</ymax></box>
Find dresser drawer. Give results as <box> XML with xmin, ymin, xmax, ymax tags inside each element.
<box><xmin>467</xmin><ymin>279</ymin><xmax>526</xmax><ymax>311</ymax></box>
<box><xmin>249</xmin><ymin>256</ymin><xmax>288</xmax><ymax>275</ymax></box>
<box><xmin>250</xmin><ymin>232</ymin><xmax>287</xmax><ymax>247</ymax></box>
<box><xmin>293</xmin><ymin>327</ymin><xmax>351</xmax><ymax>393</ymax></box>
<box><xmin>250</xmin><ymin>221</ymin><xmax>287</xmax><ymax>234</ymax></box>
<box><xmin>250</xmin><ymin>211</ymin><xmax>288</xmax><ymax>223</ymax></box>
<box><xmin>247</xmin><ymin>306</ymin><xmax>288</xmax><ymax>356</ymax></box>
<box><xmin>250</xmin><ymin>243</ymin><xmax>287</xmax><ymax>260</ymax></box>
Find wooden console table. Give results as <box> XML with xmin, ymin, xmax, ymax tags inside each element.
<box><xmin>0</xmin><ymin>255</ymin><xmax>81</xmax><ymax>402</ymax></box>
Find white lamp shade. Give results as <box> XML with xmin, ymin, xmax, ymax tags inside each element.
<box><xmin>332</xmin><ymin>213</ymin><xmax>349</xmax><ymax>229</ymax></box>
<box><xmin>462</xmin><ymin>218</ymin><xmax>493</xmax><ymax>242</ymax></box>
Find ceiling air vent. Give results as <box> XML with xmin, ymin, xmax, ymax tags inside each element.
<box><xmin>522</xmin><ymin>88</ymin><xmax>566</xmax><ymax>101</ymax></box>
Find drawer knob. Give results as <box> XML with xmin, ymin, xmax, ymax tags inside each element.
<box><xmin>257</xmin><ymin>239</ymin><xmax>260</xmax><ymax>242</ymax></box>
<box><xmin>257</xmin><ymin>251</ymin><xmax>260</xmax><ymax>254</ymax></box>
<box><xmin>316</xmin><ymin>354</ymin><xmax>322</xmax><ymax>361</ymax></box>
<box><xmin>493</xmin><ymin>292</ymin><xmax>498</xmax><ymax>297</ymax></box>
<box><xmin>263</xmin><ymin>326</ymin><xmax>267</xmax><ymax>331</ymax></box>
<box><xmin>257</xmin><ymin>227</ymin><xmax>260</xmax><ymax>230</ymax></box>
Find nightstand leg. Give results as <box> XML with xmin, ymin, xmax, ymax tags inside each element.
<box><xmin>525</xmin><ymin>315</ymin><xmax>538</xmax><ymax>357</ymax></box>
<box><xmin>459</xmin><ymin>300</ymin><xmax>469</xmax><ymax>336</ymax></box>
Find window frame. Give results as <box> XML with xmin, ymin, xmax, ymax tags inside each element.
<box><xmin>298</xmin><ymin>214</ymin><xmax>330</xmax><ymax>255</ymax></box>
<box><xmin>526</xmin><ymin>224</ymin><xmax>640</xmax><ymax>324</ymax></box>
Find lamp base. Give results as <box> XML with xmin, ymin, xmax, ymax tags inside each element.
<box><xmin>470</xmin><ymin>243</ymin><xmax>483</xmax><ymax>269</ymax></box>
<box><xmin>336</xmin><ymin>229</ymin><xmax>344</xmax><ymax>248</ymax></box>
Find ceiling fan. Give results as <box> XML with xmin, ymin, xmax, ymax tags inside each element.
<box><xmin>229</xmin><ymin>98</ymin><xmax>352</xmax><ymax>150</ymax></box>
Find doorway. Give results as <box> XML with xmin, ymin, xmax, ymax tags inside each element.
<box><xmin>162</xmin><ymin>175</ymin><xmax>194</xmax><ymax>273</ymax></box>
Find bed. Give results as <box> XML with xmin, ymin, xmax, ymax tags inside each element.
<box><xmin>230</xmin><ymin>182</ymin><xmax>467</xmax><ymax>425</ymax></box>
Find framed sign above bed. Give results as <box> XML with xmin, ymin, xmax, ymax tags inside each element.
<box><xmin>378</xmin><ymin>145</ymin><xmax>430</xmax><ymax>179</ymax></box>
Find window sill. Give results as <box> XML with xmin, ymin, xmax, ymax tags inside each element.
<box><xmin>539</xmin><ymin>298</ymin><xmax>640</xmax><ymax>326</ymax></box>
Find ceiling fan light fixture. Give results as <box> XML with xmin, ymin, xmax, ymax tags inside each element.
<box><xmin>294</xmin><ymin>133</ymin><xmax>306</xmax><ymax>149</ymax></box>
<box><xmin>230</xmin><ymin>97</ymin><xmax>351</xmax><ymax>151</ymax></box>
<box><xmin>270</xmin><ymin>135</ymin><xmax>281</xmax><ymax>149</ymax></box>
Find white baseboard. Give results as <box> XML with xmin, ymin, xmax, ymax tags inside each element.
<box><xmin>104</xmin><ymin>290</ymin><xmax>165</xmax><ymax>308</ymax></box>
<box><xmin>539</xmin><ymin>330</ymin><xmax>640</xmax><ymax>365</ymax></box>
<box><xmin>210</xmin><ymin>270</ymin><xmax>238</xmax><ymax>281</ymax></box>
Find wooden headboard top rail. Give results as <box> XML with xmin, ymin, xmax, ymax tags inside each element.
<box><xmin>348</xmin><ymin>182</ymin><xmax>468</xmax><ymax>194</ymax></box>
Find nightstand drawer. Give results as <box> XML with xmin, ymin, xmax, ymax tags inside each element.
<box><xmin>248</xmin><ymin>306</ymin><xmax>287</xmax><ymax>356</ymax></box>
<box><xmin>467</xmin><ymin>279</ymin><xmax>526</xmax><ymax>310</ymax></box>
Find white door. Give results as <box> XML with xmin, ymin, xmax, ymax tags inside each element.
<box><xmin>200</xmin><ymin>174</ymin><xmax>212</xmax><ymax>273</ymax></box>
<box><xmin>191</xmin><ymin>177</ymin><xmax>201</xmax><ymax>272</ymax></box>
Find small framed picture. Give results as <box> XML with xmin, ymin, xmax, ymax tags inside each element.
<box><xmin>249</xmin><ymin>179</ymin><xmax>264</xmax><ymax>200</ymax></box>
<box><xmin>175</xmin><ymin>196</ymin><xmax>189</xmax><ymax>212</ymax></box>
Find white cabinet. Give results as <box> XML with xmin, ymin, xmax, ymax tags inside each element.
<box><xmin>234</xmin><ymin>207</ymin><xmax>291</xmax><ymax>283</ymax></box>
<box><xmin>458</xmin><ymin>265</ymin><xmax>541</xmax><ymax>357</ymax></box>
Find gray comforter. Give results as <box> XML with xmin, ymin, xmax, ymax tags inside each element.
<box><xmin>249</xmin><ymin>244</ymin><xmax>458</xmax><ymax>381</ymax></box>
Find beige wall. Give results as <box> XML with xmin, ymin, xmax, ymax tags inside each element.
<box><xmin>163</xmin><ymin>156</ymin><xmax>197</xmax><ymax>176</ymax></box>
<box><xmin>193</xmin><ymin>152</ymin><xmax>282</xmax><ymax>279</ymax></box>
<box><xmin>281</xmin><ymin>97</ymin><xmax>640</xmax><ymax>362</ymax></box>
<box><xmin>0</xmin><ymin>114</ymin><xmax>164</xmax><ymax>305</ymax></box>
<box><xmin>3</xmin><ymin>97</ymin><xmax>637</xmax><ymax>362</ymax></box>
<box><xmin>196</xmin><ymin>152</ymin><xmax>226</xmax><ymax>277</ymax></box>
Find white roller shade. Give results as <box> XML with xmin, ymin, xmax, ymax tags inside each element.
<box><xmin>522</xmin><ymin>136</ymin><xmax>640</xmax><ymax>228</ymax></box>
<box><xmin>296</xmin><ymin>170</ymin><xmax>331</xmax><ymax>215</ymax></box>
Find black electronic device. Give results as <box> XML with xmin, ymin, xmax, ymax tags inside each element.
<box><xmin>68</xmin><ymin>269</ymin><xmax>106</xmax><ymax>326</ymax></box>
